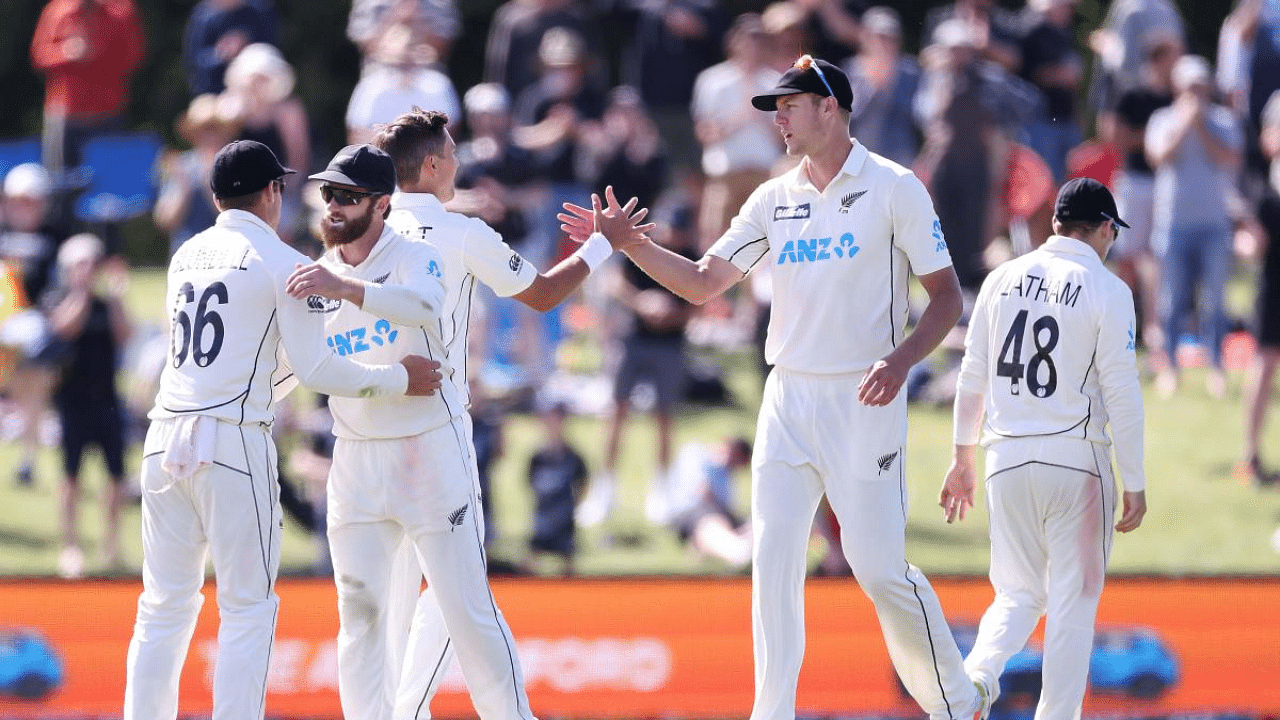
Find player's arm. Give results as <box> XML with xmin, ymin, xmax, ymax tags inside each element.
<box><xmin>861</xmin><ymin>174</ymin><xmax>964</xmax><ymax>406</ymax></box>
<box><xmin>286</xmin><ymin>243</ymin><xmax>446</xmax><ymax>328</ymax></box>
<box><xmin>503</xmin><ymin>188</ymin><xmax>654</xmax><ymax>312</ymax></box>
<box><xmin>561</xmin><ymin>186</ymin><xmax>743</xmax><ymax>305</ymax></box>
<box><xmin>940</xmin><ymin>274</ymin><xmax>997</xmax><ymax>523</ymax></box>
<box><xmin>270</xmin><ymin>347</ymin><xmax>299</xmax><ymax>405</ymax></box>
<box><xmin>1096</xmin><ymin>281</ymin><xmax>1147</xmax><ymax>532</ymax></box>
<box><xmin>275</xmin><ymin>267</ymin><xmax>438</xmax><ymax>398</ymax></box>
<box><xmin>861</xmin><ymin>266</ymin><xmax>962</xmax><ymax>407</ymax></box>
<box><xmin>515</xmin><ymin>188</ymin><xmax>654</xmax><ymax>312</ymax></box>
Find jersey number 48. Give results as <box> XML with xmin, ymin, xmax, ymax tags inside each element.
<box><xmin>996</xmin><ymin>309</ymin><xmax>1059</xmax><ymax>398</ymax></box>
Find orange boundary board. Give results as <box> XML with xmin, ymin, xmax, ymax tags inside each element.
<box><xmin>0</xmin><ymin>577</ymin><xmax>1277</xmax><ymax>717</ymax></box>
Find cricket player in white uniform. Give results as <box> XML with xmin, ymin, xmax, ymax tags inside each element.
<box><xmin>369</xmin><ymin>108</ymin><xmax>651</xmax><ymax>719</ymax></box>
<box><xmin>123</xmin><ymin>140</ymin><xmax>440</xmax><ymax>720</ymax></box>
<box><xmin>285</xmin><ymin>142</ymin><xmax>630</xmax><ymax>720</ymax></box>
<box><xmin>940</xmin><ymin>178</ymin><xmax>1148</xmax><ymax>720</ymax></box>
<box><xmin>563</xmin><ymin>56</ymin><xmax>986</xmax><ymax>720</ymax></box>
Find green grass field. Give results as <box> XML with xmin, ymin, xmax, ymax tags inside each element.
<box><xmin>1</xmin><ymin>268</ymin><xmax>1278</xmax><ymax>578</ymax></box>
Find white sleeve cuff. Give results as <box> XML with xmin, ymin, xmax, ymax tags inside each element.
<box><xmin>953</xmin><ymin>389</ymin><xmax>985</xmax><ymax>446</ymax></box>
<box><xmin>574</xmin><ymin>232</ymin><xmax>613</xmax><ymax>272</ymax></box>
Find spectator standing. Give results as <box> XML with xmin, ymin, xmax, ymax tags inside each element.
<box><xmin>665</xmin><ymin>437</ymin><xmax>753</xmax><ymax>570</ymax></box>
<box><xmin>1218</xmin><ymin>0</ymin><xmax>1280</xmax><ymax>199</ymax></box>
<box><xmin>614</xmin><ymin>0</ymin><xmax>726</xmax><ymax>175</ymax></box>
<box><xmin>1146</xmin><ymin>56</ymin><xmax>1244</xmax><ymax>398</ymax></box>
<box><xmin>578</xmin><ymin>205</ymin><xmax>696</xmax><ymax>529</ymax></box>
<box><xmin>154</xmin><ymin>94</ymin><xmax>240</xmax><ymax>257</ymax></box>
<box><xmin>345</xmin><ymin>27</ymin><xmax>461</xmax><ymax>144</ymax></box>
<box><xmin>1106</xmin><ymin>28</ymin><xmax>1181</xmax><ymax>364</ymax></box>
<box><xmin>760</xmin><ymin>2</ymin><xmax>810</xmax><ymax>72</ymax></box>
<box><xmin>922</xmin><ymin>0</ymin><xmax>1023</xmax><ymax>74</ymax></box>
<box><xmin>0</xmin><ymin>165</ymin><xmax>63</xmax><ymax>489</ymax></box>
<box><xmin>1018</xmin><ymin>0</ymin><xmax>1084</xmax><ymax>183</ymax></box>
<box><xmin>347</xmin><ymin>0</ymin><xmax>461</xmax><ymax>72</ymax></box>
<box><xmin>0</xmin><ymin>165</ymin><xmax>62</xmax><ymax>323</ymax></box>
<box><xmin>797</xmin><ymin>0</ymin><xmax>868</xmax><ymax>62</ymax></box>
<box><xmin>513</xmin><ymin>27</ymin><xmax>607</xmax><ymax>269</ymax></box>
<box><xmin>42</xmin><ymin>234</ymin><xmax>131</xmax><ymax>578</ymax></box>
<box><xmin>915</xmin><ymin>22</ymin><xmax>1002</xmax><ymax>293</ymax></box>
<box><xmin>182</xmin><ymin>0</ymin><xmax>278</xmax><ymax>97</ymax></box>
<box><xmin>1239</xmin><ymin>92</ymin><xmax>1280</xmax><ymax>484</ymax></box>
<box><xmin>583</xmin><ymin>86</ymin><xmax>670</xmax><ymax>218</ymax></box>
<box><xmin>220</xmin><ymin>43</ymin><xmax>310</xmax><ymax>243</ymax></box>
<box><xmin>30</xmin><ymin>0</ymin><xmax>144</xmax><ymax>174</ymax></box>
<box><xmin>524</xmin><ymin>402</ymin><xmax>587</xmax><ymax>575</ymax></box>
<box><xmin>485</xmin><ymin>0</ymin><xmax>606</xmax><ymax>102</ymax></box>
<box><xmin>692</xmin><ymin>12</ymin><xmax>783</xmax><ymax>249</ymax></box>
<box><xmin>455</xmin><ymin>83</ymin><xmax>541</xmax><ymax>252</ymax></box>
<box><xmin>1087</xmin><ymin>0</ymin><xmax>1184</xmax><ymax>114</ymax></box>
<box><xmin>841</xmin><ymin>7</ymin><xmax>921</xmax><ymax>168</ymax></box>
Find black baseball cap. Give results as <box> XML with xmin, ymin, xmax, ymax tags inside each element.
<box><xmin>751</xmin><ymin>55</ymin><xmax>853</xmax><ymax>112</ymax></box>
<box><xmin>309</xmin><ymin>144</ymin><xmax>397</xmax><ymax>195</ymax></box>
<box><xmin>210</xmin><ymin>140</ymin><xmax>295</xmax><ymax>198</ymax></box>
<box><xmin>1054</xmin><ymin>177</ymin><xmax>1130</xmax><ymax>228</ymax></box>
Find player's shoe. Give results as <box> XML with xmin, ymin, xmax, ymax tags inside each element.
<box><xmin>971</xmin><ymin>675</ymin><xmax>997</xmax><ymax>720</ymax></box>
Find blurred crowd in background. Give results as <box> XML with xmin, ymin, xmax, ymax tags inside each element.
<box><xmin>1</xmin><ymin>0</ymin><xmax>1279</xmax><ymax>578</ymax></box>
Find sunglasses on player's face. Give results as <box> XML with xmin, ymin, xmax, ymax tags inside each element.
<box><xmin>320</xmin><ymin>184</ymin><xmax>377</xmax><ymax>207</ymax></box>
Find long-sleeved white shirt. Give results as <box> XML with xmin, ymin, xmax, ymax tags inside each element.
<box><xmin>955</xmin><ymin>235</ymin><xmax>1146</xmax><ymax>492</ymax></box>
<box><xmin>151</xmin><ymin>210</ymin><xmax>408</xmax><ymax>427</ymax></box>
<box><xmin>319</xmin><ymin>223</ymin><xmax>463</xmax><ymax>439</ymax></box>
<box><xmin>387</xmin><ymin>191</ymin><xmax>537</xmax><ymax>406</ymax></box>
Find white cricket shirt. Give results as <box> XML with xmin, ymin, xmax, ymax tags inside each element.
<box><xmin>150</xmin><ymin>210</ymin><xmax>408</xmax><ymax>427</ymax></box>
<box><xmin>319</xmin><ymin>223</ymin><xmax>463</xmax><ymax>439</ymax></box>
<box><xmin>956</xmin><ymin>235</ymin><xmax>1146</xmax><ymax>492</ymax></box>
<box><xmin>708</xmin><ymin>141</ymin><xmax>952</xmax><ymax>374</ymax></box>
<box><xmin>387</xmin><ymin>192</ymin><xmax>537</xmax><ymax>405</ymax></box>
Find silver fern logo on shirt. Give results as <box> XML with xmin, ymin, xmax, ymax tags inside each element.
<box><xmin>839</xmin><ymin>191</ymin><xmax>867</xmax><ymax>213</ymax></box>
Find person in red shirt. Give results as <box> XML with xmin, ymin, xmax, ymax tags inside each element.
<box><xmin>30</xmin><ymin>0</ymin><xmax>145</xmax><ymax>173</ymax></box>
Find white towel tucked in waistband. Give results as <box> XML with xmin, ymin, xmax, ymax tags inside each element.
<box><xmin>149</xmin><ymin>415</ymin><xmax>218</xmax><ymax>492</ymax></box>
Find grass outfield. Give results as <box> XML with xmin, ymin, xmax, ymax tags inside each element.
<box><xmin>0</xmin><ymin>268</ymin><xmax>1277</xmax><ymax>577</ymax></box>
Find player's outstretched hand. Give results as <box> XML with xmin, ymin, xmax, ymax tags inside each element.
<box><xmin>400</xmin><ymin>355</ymin><xmax>442</xmax><ymax>396</ymax></box>
<box><xmin>558</xmin><ymin>185</ymin><xmax>655</xmax><ymax>250</ymax></box>
<box><xmin>1115</xmin><ymin>489</ymin><xmax>1146</xmax><ymax>532</ymax></box>
<box><xmin>287</xmin><ymin>262</ymin><xmax>357</xmax><ymax>303</ymax></box>
<box><xmin>939</xmin><ymin>460</ymin><xmax>976</xmax><ymax>523</ymax></box>
<box><xmin>857</xmin><ymin>357</ymin><xmax>908</xmax><ymax>406</ymax></box>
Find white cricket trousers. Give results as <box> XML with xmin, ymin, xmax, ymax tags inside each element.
<box><xmin>751</xmin><ymin>369</ymin><xmax>978</xmax><ymax>720</ymax></box>
<box><xmin>124</xmin><ymin>419</ymin><xmax>282</xmax><ymax>720</ymax></box>
<box><xmin>390</xmin><ymin>414</ymin><xmax>480</xmax><ymax>719</ymax></box>
<box><xmin>327</xmin><ymin>419</ymin><xmax>534</xmax><ymax>720</ymax></box>
<box><xmin>964</xmin><ymin>439</ymin><xmax>1117</xmax><ymax>720</ymax></box>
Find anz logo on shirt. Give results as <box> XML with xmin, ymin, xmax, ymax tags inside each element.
<box><xmin>327</xmin><ymin>319</ymin><xmax>400</xmax><ymax>356</ymax></box>
<box><xmin>776</xmin><ymin>233</ymin><xmax>859</xmax><ymax>265</ymax></box>
<box><xmin>932</xmin><ymin>219</ymin><xmax>946</xmax><ymax>253</ymax></box>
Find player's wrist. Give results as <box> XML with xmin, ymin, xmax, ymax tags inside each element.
<box><xmin>574</xmin><ymin>232</ymin><xmax>612</xmax><ymax>272</ymax></box>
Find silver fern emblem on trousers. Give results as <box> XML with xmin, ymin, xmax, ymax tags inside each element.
<box><xmin>877</xmin><ymin>451</ymin><xmax>898</xmax><ymax>475</ymax></box>
<box><xmin>448</xmin><ymin>504</ymin><xmax>469</xmax><ymax>530</ymax></box>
